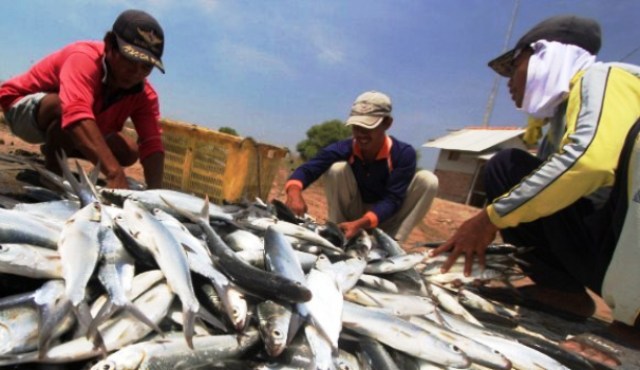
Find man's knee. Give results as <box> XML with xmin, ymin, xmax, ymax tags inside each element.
<box><xmin>326</xmin><ymin>162</ymin><xmax>349</xmax><ymax>178</ymax></box>
<box><xmin>412</xmin><ymin>170</ymin><xmax>439</xmax><ymax>194</ymax></box>
<box><xmin>37</xmin><ymin>94</ymin><xmax>62</xmax><ymax>131</ymax></box>
<box><xmin>106</xmin><ymin>133</ymin><xmax>139</xmax><ymax>167</ymax></box>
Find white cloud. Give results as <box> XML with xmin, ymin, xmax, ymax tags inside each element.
<box><xmin>219</xmin><ymin>41</ymin><xmax>295</xmax><ymax>78</ymax></box>
<box><xmin>193</xmin><ymin>0</ymin><xmax>220</xmax><ymax>14</ymax></box>
<box><xmin>308</xmin><ymin>26</ymin><xmax>345</xmax><ymax>64</ymax></box>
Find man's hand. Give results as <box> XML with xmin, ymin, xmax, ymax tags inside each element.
<box><xmin>286</xmin><ymin>186</ymin><xmax>307</xmax><ymax>216</ymax></box>
<box><xmin>106</xmin><ymin>169</ymin><xmax>129</xmax><ymax>189</ymax></box>
<box><xmin>338</xmin><ymin>217</ymin><xmax>371</xmax><ymax>241</ymax></box>
<box><xmin>69</xmin><ymin>119</ymin><xmax>130</xmax><ymax>189</ymax></box>
<box><xmin>429</xmin><ymin>209</ymin><xmax>499</xmax><ymax>276</ymax></box>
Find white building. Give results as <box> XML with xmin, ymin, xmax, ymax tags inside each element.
<box><xmin>423</xmin><ymin>127</ymin><xmax>527</xmax><ymax>207</ymax></box>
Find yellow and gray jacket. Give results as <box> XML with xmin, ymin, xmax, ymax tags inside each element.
<box><xmin>487</xmin><ymin>62</ymin><xmax>640</xmax><ymax>228</ymax></box>
<box><xmin>602</xmin><ymin>122</ymin><xmax>640</xmax><ymax>325</ymax></box>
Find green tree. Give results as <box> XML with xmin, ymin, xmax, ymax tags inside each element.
<box><xmin>296</xmin><ymin>119</ymin><xmax>351</xmax><ymax>160</ymax></box>
<box><xmin>219</xmin><ymin>126</ymin><xmax>238</xmax><ymax>136</ymax></box>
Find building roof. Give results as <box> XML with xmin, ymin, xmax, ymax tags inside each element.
<box><xmin>422</xmin><ymin>127</ymin><xmax>525</xmax><ymax>153</ymax></box>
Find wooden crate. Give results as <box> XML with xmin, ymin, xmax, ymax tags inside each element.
<box><xmin>159</xmin><ymin>119</ymin><xmax>288</xmax><ymax>203</ymax></box>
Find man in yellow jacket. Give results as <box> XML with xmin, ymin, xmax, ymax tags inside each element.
<box><xmin>431</xmin><ymin>14</ymin><xmax>640</xmax><ymax>365</ymax></box>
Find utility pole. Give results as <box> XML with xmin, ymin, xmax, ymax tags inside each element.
<box><xmin>621</xmin><ymin>45</ymin><xmax>640</xmax><ymax>62</ymax></box>
<box><xmin>482</xmin><ymin>0</ymin><xmax>520</xmax><ymax>127</ymax></box>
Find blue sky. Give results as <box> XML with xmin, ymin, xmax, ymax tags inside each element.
<box><xmin>2</xmin><ymin>0</ymin><xmax>640</xmax><ymax>170</ymax></box>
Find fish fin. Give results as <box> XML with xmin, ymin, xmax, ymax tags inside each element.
<box><xmin>197</xmin><ymin>305</ymin><xmax>227</xmax><ymax>332</ymax></box>
<box><xmin>38</xmin><ymin>298</ymin><xmax>71</xmax><ymax>359</ymax></box>
<box><xmin>89</xmin><ymin>161</ymin><xmax>101</xmax><ymax>185</ymax></box>
<box><xmin>0</xmin><ymin>291</ymin><xmax>34</xmax><ymax>308</ymax></box>
<box><xmin>183</xmin><ymin>307</ymin><xmax>196</xmax><ymax>349</ymax></box>
<box><xmin>159</xmin><ymin>195</ymin><xmax>205</xmax><ymax>223</ymax></box>
<box><xmin>286</xmin><ymin>311</ymin><xmax>305</xmax><ymax>345</ymax></box>
<box><xmin>56</xmin><ymin>151</ymin><xmax>83</xmax><ymax>200</ymax></box>
<box><xmin>87</xmin><ymin>300</ymin><xmax>115</xmax><ymax>339</ymax></box>
<box><xmin>76</xmin><ymin>161</ymin><xmax>101</xmax><ymax>202</ymax></box>
<box><xmin>125</xmin><ymin>302</ymin><xmax>164</xmax><ymax>336</ymax></box>
<box><xmin>75</xmin><ymin>302</ymin><xmax>107</xmax><ymax>353</ymax></box>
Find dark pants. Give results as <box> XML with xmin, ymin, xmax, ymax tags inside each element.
<box><xmin>484</xmin><ymin>120</ymin><xmax>640</xmax><ymax>294</ymax></box>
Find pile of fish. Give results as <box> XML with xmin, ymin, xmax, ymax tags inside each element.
<box><xmin>0</xmin><ymin>157</ymin><xmax>601</xmax><ymax>369</ymax></box>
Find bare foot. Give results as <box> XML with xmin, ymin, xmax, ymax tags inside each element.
<box><xmin>560</xmin><ymin>338</ymin><xmax>621</xmax><ymax>367</ymax></box>
<box><xmin>559</xmin><ymin>320</ymin><xmax>640</xmax><ymax>368</ymax></box>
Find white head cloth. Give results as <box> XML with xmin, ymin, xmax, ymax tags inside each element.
<box><xmin>521</xmin><ymin>40</ymin><xmax>596</xmax><ymax>119</ymax></box>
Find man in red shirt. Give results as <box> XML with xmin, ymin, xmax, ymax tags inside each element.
<box><xmin>0</xmin><ymin>9</ymin><xmax>166</xmax><ymax>189</ymax></box>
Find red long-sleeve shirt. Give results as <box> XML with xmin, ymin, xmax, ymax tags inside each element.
<box><xmin>0</xmin><ymin>40</ymin><xmax>164</xmax><ymax>160</ymax></box>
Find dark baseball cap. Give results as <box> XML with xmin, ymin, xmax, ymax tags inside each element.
<box><xmin>488</xmin><ymin>15</ymin><xmax>601</xmax><ymax>77</ymax></box>
<box><xmin>112</xmin><ymin>9</ymin><xmax>165</xmax><ymax>73</ymax></box>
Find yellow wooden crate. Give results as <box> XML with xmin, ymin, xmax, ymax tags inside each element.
<box><xmin>159</xmin><ymin>119</ymin><xmax>288</xmax><ymax>204</ymax></box>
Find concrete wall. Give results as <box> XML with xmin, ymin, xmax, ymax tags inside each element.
<box><xmin>433</xmin><ymin>150</ymin><xmax>479</xmax><ymax>174</ymax></box>
<box><xmin>434</xmin><ymin>169</ymin><xmax>475</xmax><ymax>203</ymax></box>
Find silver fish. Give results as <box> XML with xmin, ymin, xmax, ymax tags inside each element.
<box><xmin>305</xmin><ymin>324</ymin><xmax>336</xmax><ymax>370</ymax></box>
<box><xmin>47</xmin><ymin>202</ymin><xmax>103</xmax><ymax>354</ymax></box>
<box><xmin>357</xmin><ymin>274</ymin><xmax>400</xmax><ymax>294</ymax></box>
<box><xmin>427</xmin><ymin>310</ymin><xmax>571</xmax><ymax>370</ymax></box>
<box><xmin>305</xmin><ymin>259</ymin><xmax>343</xmax><ymax>350</ymax></box>
<box><xmin>153</xmin><ymin>208</ymin><xmax>248</xmax><ymax>331</ymax></box>
<box><xmin>0</xmin><ymin>280</ymin><xmax>72</xmax><ymax>355</ymax></box>
<box><xmin>0</xmin><ymin>207</ymin><xmax>62</xmax><ymax>249</ymax></box>
<box><xmin>358</xmin><ymin>337</ymin><xmax>400</xmax><ymax>370</ymax></box>
<box><xmin>244</xmin><ymin>217</ymin><xmax>343</xmax><ymax>254</ymax></box>
<box><xmin>0</xmin><ymin>282</ymin><xmax>176</xmax><ymax>366</ymax></box>
<box><xmin>317</xmin><ymin>256</ymin><xmax>367</xmax><ymax>294</ymax></box>
<box><xmin>257</xmin><ymin>299</ymin><xmax>293</xmax><ymax>357</ymax></box>
<box><xmin>13</xmin><ymin>199</ymin><xmax>80</xmax><ymax>224</ymax></box>
<box><xmin>409</xmin><ymin>316</ymin><xmax>512</xmax><ymax>369</ymax></box>
<box><xmin>345</xmin><ymin>229</ymin><xmax>373</xmax><ymax>259</ymax></box>
<box><xmin>224</xmin><ymin>228</ymin><xmax>264</xmax><ymax>251</ymax></box>
<box><xmin>428</xmin><ymin>283</ymin><xmax>483</xmax><ymax>326</ymax></box>
<box><xmin>342</xmin><ymin>301</ymin><xmax>470</xmax><ymax>368</ymax></box>
<box><xmin>90</xmin><ymin>208</ymin><xmax>161</xmax><ymax>338</ymax></box>
<box><xmin>235</xmin><ymin>248</ymin><xmax>318</xmax><ymax>271</ymax></box>
<box><xmin>101</xmin><ymin>188</ymin><xmax>235</xmax><ymax>222</ymax></box>
<box><xmin>343</xmin><ymin>286</ymin><xmax>437</xmax><ymax>316</ymax></box>
<box><xmin>0</xmin><ymin>243</ymin><xmax>61</xmax><ymax>279</ymax></box>
<box><xmin>363</xmin><ymin>252</ymin><xmax>426</xmax><ymax>274</ymax></box>
<box><xmin>162</xmin><ymin>195</ymin><xmax>313</xmax><ymax>303</ymax></box>
<box><xmin>90</xmin><ymin>329</ymin><xmax>261</xmax><ymax>370</ymax></box>
<box><xmin>121</xmin><ymin>199</ymin><xmax>222</xmax><ymax>348</ymax></box>
<box><xmin>424</xmin><ymin>266</ymin><xmax>508</xmax><ymax>285</ymax></box>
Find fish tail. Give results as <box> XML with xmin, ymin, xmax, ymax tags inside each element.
<box><xmin>75</xmin><ymin>302</ymin><xmax>107</xmax><ymax>353</ymax></box>
<box><xmin>38</xmin><ymin>298</ymin><xmax>71</xmax><ymax>359</ymax></box>
<box><xmin>198</xmin><ymin>305</ymin><xmax>226</xmax><ymax>331</ymax></box>
<box><xmin>87</xmin><ymin>300</ymin><xmax>113</xmax><ymax>338</ymax></box>
<box><xmin>125</xmin><ymin>302</ymin><xmax>164</xmax><ymax>335</ymax></box>
<box><xmin>183</xmin><ymin>307</ymin><xmax>196</xmax><ymax>349</ymax></box>
<box><xmin>159</xmin><ymin>195</ymin><xmax>205</xmax><ymax>223</ymax></box>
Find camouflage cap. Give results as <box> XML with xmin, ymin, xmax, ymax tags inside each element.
<box><xmin>112</xmin><ymin>9</ymin><xmax>165</xmax><ymax>73</ymax></box>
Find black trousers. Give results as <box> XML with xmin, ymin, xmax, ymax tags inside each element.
<box><xmin>484</xmin><ymin>120</ymin><xmax>640</xmax><ymax>294</ymax></box>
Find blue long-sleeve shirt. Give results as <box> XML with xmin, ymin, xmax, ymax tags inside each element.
<box><xmin>286</xmin><ymin>135</ymin><xmax>417</xmax><ymax>226</ymax></box>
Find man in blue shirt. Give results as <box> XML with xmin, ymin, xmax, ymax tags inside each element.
<box><xmin>285</xmin><ymin>91</ymin><xmax>438</xmax><ymax>242</ymax></box>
